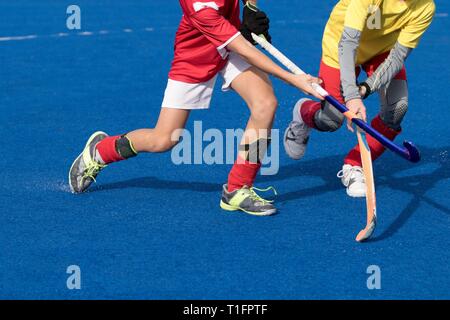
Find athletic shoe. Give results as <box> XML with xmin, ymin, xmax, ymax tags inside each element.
<box><xmin>337</xmin><ymin>164</ymin><xmax>367</xmax><ymax>198</ymax></box>
<box><xmin>220</xmin><ymin>184</ymin><xmax>277</xmax><ymax>216</ymax></box>
<box><xmin>69</xmin><ymin>131</ymin><xmax>108</xmax><ymax>193</ymax></box>
<box><xmin>283</xmin><ymin>98</ymin><xmax>312</xmax><ymax>160</ymax></box>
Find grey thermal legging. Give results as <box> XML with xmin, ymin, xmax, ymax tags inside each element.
<box><xmin>314</xmin><ymin>79</ymin><xmax>408</xmax><ymax>132</ymax></box>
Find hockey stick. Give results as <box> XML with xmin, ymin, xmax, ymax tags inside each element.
<box><xmin>355</xmin><ymin>127</ymin><xmax>377</xmax><ymax>242</ymax></box>
<box><xmin>251</xmin><ymin>33</ymin><xmax>421</xmax><ymax>163</ymax></box>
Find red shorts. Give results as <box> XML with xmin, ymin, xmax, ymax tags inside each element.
<box><xmin>319</xmin><ymin>52</ymin><xmax>407</xmax><ymax>104</ymax></box>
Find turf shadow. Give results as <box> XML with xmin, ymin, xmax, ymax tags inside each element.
<box><xmin>259</xmin><ymin>144</ymin><xmax>449</xmax><ymax>240</ymax></box>
<box><xmin>369</xmin><ymin>145</ymin><xmax>450</xmax><ymax>241</ymax></box>
<box><xmin>89</xmin><ymin>176</ymin><xmax>222</xmax><ymax>193</ymax></box>
<box><xmin>89</xmin><ymin>145</ymin><xmax>449</xmax><ymax>240</ymax></box>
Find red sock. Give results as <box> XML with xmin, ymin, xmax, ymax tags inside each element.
<box><xmin>344</xmin><ymin>115</ymin><xmax>401</xmax><ymax>166</ymax></box>
<box><xmin>227</xmin><ymin>156</ymin><xmax>261</xmax><ymax>192</ymax></box>
<box><xmin>300</xmin><ymin>100</ymin><xmax>321</xmax><ymax>129</ymax></box>
<box><xmin>95</xmin><ymin>135</ymin><xmax>125</xmax><ymax>164</ymax></box>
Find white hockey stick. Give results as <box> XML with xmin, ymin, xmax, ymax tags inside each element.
<box><xmin>251</xmin><ymin>33</ymin><xmax>377</xmax><ymax>241</ymax></box>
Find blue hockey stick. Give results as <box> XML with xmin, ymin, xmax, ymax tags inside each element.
<box><xmin>251</xmin><ymin>33</ymin><xmax>421</xmax><ymax>163</ymax></box>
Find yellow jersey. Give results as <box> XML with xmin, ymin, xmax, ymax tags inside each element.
<box><xmin>322</xmin><ymin>0</ymin><xmax>436</xmax><ymax>68</ymax></box>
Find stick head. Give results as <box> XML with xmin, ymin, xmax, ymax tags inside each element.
<box><xmin>403</xmin><ymin>141</ymin><xmax>421</xmax><ymax>163</ymax></box>
<box><xmin>356</xmin><ymin>213</ymin><xmax>377</xmax><ymax>242</ymax></box>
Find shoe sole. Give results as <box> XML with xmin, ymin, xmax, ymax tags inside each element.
<box><xmin>283</xmin><ymin>98</ymin><xmax>312</xmax><ymax>160</ymax></box>
<box><xmin>220</xmin><ymin>200</ymin><xmax>277</xmax><ymax>216</ymax></box>
<box><xmin>68</xmin><ymin>131</ymin><xmax>107</xmax><ymax>194</ymax></box>
<box><xmin>346</xmin><ymin>189</ymin><xmax>367</xmax><ymax>198</ymax></box>
<box><xmin>341</xmin><ymin>177</ymin><xmax>367</xmax><ymax>198</ymax></box>
<box><xmin>283</xmin><ymin>127</ymin><xmax>304</xmax><ymax>160</ymax></box>
<box><xmin>293</xmin><ymin>98</ymin><xmax>311</xmax><ymax>122</ymax></box>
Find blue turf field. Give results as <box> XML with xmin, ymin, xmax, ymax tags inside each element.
<box><xmin>0</xmin><ymin>1</ymin><xmax>449</xmax><ymax>299</ymax></box>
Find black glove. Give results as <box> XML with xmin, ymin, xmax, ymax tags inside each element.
<box><xmin>358</xmin><ymin>82</ymin><xmax>372</xmax><ymax>100</ymax></box>
<box><xmin>240</xmin><ymin>1</ymin><xmax>271</xmax><ymax>45</ymax></box>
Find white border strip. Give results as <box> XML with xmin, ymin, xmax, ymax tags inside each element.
<box><xmin>0</xmin><ymin>35</ymin><xmax>37</xmax><ymax>42</ymax></box>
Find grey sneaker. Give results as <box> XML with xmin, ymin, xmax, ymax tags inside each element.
<box><xmin>283</xmin><ymin>98</ymin><xmax>312</xmax><ymax>160</ymax></box>
<box><xmin>220</xmin><ymin>184</ymin><xmax>277</xmax><ymax>216</ymax></box>
<box><xmin>69</xmin><ymin>131</ymin><xmax>108</xmax><ymax>193</ymax></box>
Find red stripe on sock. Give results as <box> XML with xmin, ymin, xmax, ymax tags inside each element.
<box><xmin>300</xmin><ymin>100</ymin><xmax>321</xmax><ymax>129</ymax></box>
<box><xmin>227</xmin><ymin>156</ymin><xmax>261</xmax><ymax>192</ymax></box>
<box><xmin>344</xmin><ymin>115</ymin><xmax>401</xmax><ymax>166</ymax></box>
<box><xmin>95</xmin><ymin>135</ymin><xmax>124</xmax><ymax>164</ymax></box>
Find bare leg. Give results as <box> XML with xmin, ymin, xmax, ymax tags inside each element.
<box><xmin>126</xmin><ymin>108</ymin><xmax>190</xmax><ymax>153</ymax></box>
<box><xmin>69</xmin><ymin>107</ymin><xmax>190</xmax><ymax>193</ymax></box>
<box><xmin>230</xmin><ymin>66</ymin><xmax>278</xmax><ymax>160</ymax></box>
<box><xmin>221</xmin><ymin>66</ymin><xmax>278</xmax><ymax>215</ymax></box>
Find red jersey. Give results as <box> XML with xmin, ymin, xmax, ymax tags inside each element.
<box><xmin>169</xmin><ymin>0</ymin><xmax>241</xmax><ymax>83</ymax></box>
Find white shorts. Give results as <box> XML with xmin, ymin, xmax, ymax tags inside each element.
<box><xmin>161</xmin><ymin>52</ymin><xmax>251</xmax><ymax>110</ymax></box>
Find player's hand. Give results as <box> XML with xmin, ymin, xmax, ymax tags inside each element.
<box><xmin>346</xmin><ymin>99</ymin><xmax>367</xmax><ymax>132</ymax></box>
<box><xmin>289</xmin><ymin>74</ymin><xmax>324</xmax><ymax>100</ymax></box>
<box><xmin>240</xmin><ymin>2</ymin><xmax>271</xmax><ymax>44</ymax></box>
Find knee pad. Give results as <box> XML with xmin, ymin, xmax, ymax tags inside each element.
<box><xmin>314</xmin><ymin>101</ymin><xmax>345</xmax><ymax>132</ymax></box>
<box><xmin>239</xmin><ymin>137</ymin><xmax>271</xmax><ymax>163</ymax></box>
<box><xmin>380</xmin><ymin>97</ymin><xmax>408</xmax><ymax>130</ymax></box>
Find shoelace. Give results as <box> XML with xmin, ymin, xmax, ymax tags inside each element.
<box><xmin>287</xmin><ymin>121</ymin><xmax>308</xmax><ymax>143</ymax></box>
<box><xmin>337</xmin><ymin>167</ymin><xmax>365</xmax><ymax>184</ymax></box>
<box><xmin>82</xmin><ymin>161</ymin><xmax>107</xmax><ymax>182</ymax></box>
<box><xmin>248</xmin><ymin>186</ymin><xmax>278</xmax><ymax>204</ymax></box>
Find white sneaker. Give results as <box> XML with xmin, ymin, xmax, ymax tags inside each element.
<box><xmin>337</xmin><ymin>164</ymin><xmax>367</xmax><ymax>198</ymax></box>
